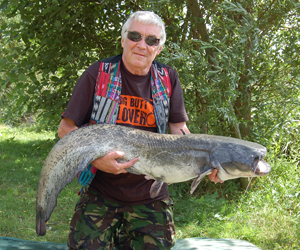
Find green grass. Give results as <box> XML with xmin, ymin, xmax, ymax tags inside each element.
<box><xmin>0</xmin><ymin>124</ymin><xmax>80</xmax><ymax>243</ymax></box>
<box><xmin>0</xmin><ymin>124</ymin><xmax>299</xmax><ymax>249</ymax></box>
<box><xmin>171</xmin><ymin>158</ymin><xmax>300</xmax><ymax>249</ymax></box>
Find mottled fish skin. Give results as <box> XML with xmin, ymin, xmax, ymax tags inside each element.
<box><xmin>36</xmin><ymin>124</ymin><xmax>271</xmax><ymax>236</ymax></box>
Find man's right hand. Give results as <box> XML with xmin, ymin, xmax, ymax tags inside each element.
<box><xmin>91</xmin><ymin>151</ymin><xmax>139</xmax><ymax>175</ymax></box>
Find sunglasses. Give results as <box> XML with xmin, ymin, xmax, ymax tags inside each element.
<box><xmin>126</xmin><ymin>31</ymin><xmax>160</xmax><ymax>46</ymax></box>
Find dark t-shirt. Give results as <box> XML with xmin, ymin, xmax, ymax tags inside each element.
<box><xmin>62</xmin><ymin>56</ymin><xmax>188</xmax><ymax>205</ymax></box>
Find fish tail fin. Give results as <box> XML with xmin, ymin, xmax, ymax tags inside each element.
<box><xmin>36</xmin><ymin>209</ymin><xmax>47</xmax><ymax>236</ymax></box>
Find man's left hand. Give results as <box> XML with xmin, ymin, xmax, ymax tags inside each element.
<box><xmin>208</xmin><ymin>169</ymin><xmax>224</xmax><ymax>184</ymax></box>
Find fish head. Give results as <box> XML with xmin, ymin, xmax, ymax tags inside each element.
<box><xmin>211</xmin><ymin>138</ymin><xmax>271</xmax><ymax>181</ymax></box>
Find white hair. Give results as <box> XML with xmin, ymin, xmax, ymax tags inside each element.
<box><xmin>121</xmin><ymin>11</ymin><xmax>166</xmax><ymax>47</ymax></box>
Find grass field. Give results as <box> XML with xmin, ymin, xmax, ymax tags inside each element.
<box><xmin>0</xmin><ymin>124</ymin><xmax>299</xmax><ymax>249</ymax></box>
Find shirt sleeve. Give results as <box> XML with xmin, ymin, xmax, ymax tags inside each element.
<box><xmin>167</xmin><ymin>66</ymin><xmax>189</xmax><ymax>123</ymax></box>
<box><xmin>62</xmin><ymin>61</ymin><xmax>100</xmax><ymax>127</ymax></box>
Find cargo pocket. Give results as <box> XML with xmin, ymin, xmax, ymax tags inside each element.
<box><xmin>160</xmin><ymin>197</ymin><xmax>176</xmax><ymax>248</ymax></box>
<box><xmin>74</xmin><ymin>195</ymin><xmax>89</xmax><ymax>212</ymax></box>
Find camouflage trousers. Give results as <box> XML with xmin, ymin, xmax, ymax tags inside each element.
<box><xmin>68</xmin><ymin>189</ymin><xmax>175</xmax><ymax>250</ymax></box>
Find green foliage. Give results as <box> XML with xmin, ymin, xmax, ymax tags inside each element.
<box><xmin>163</xmin><ymin>1</ymin><xmax>300</xmax><ymax>142</ymax></box>
<box><xmin>1</xmin><ymin>0</ymin><xmax>300</xmax><ymax>147</ymax></box>
<box><xmin>1</xmin><ymin>0</ymin><xmax>132</xmax><ymax>129</ymax></box>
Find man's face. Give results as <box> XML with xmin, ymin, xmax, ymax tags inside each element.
<box><xmin>121</xmin><ymin>21</ymin><xmax>162</xmax><ymax>75</ymax></box>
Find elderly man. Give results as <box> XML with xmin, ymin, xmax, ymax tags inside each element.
<box><xmin>58</xmin><ymin>10</ymin><xmax>221</xmax><ymax>250</ymax></box>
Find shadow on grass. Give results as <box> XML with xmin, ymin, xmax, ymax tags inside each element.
<box><xmin>0</xmin><ymin>135</ymin><xmax>79</xmax><ymax>243</ymax></box>
<box><xmin>0</xmin><ymin>138</ymin><xmax>58</xmax><ymax>193</ymax></box>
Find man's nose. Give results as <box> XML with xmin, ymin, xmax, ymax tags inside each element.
<box><xmin>137</xmin><ymin>38</ymin><xmax>147</xmax><ymax>48</ymax></box>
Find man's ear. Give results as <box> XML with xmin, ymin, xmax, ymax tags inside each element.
<box><xmin>156</xmin><ymin>46</ymin><xmax>163</xmax><ymax>55</ymax></box>
<box><xmin>121</xmin><ymin>37</ymin><xmax>125</xmax><ymax>48</ymax></box>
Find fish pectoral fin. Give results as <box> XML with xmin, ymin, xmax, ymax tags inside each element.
<box><xmin>190</xmin><ymin>168</ymin><xmax>213</xmax><ymax>194</ymax></box>
<box><xmin>144</xmin><ymin>175</ymin><xmax>154</xmax><ymax>180</ymax></box>
<box><xmin>150</xmin><ymin>180</ymin><xmax>165</xmax><ymax>199</ymax></box>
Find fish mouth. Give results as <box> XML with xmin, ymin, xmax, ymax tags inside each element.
<box><xmin>254</xmin><ymin>159</ymin><xmax>271</xmax><ymax>175</ymax></box>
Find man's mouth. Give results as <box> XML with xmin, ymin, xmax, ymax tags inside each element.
<box><xmin>134</xmin><ymin>52</ymin><xmax>146</xmax><ymax>57</ymax></box>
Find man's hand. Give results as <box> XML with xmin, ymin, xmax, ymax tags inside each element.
<box><xmin>208</xmin><ymin>169</ymin><xmax>224</xmax><ymax>184</ymax></box>
<box><xmin>91</xmin><ymin>151</ymin><xmax>139</xmax><ymax>175</ymax></box>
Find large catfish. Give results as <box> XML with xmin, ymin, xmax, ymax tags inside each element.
<box><xmin>36</xmin><ymin>124</ymin><xmax>271</xmax><ymax>236</ymax></box>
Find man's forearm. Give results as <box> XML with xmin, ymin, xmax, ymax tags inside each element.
<box><xmin>58</xmin><ymin>117</ymin><xmax>79</xmax><ymax>138</ymax></box>
<box><xmin>169</xmin><ymin>122</ymin><xmax>190</xmax><ymax>135</ymax></box>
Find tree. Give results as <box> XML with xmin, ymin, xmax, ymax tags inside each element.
<box><xmin>1</xmin><ymin>0</ymin><xmax>299</xmax><ymax>147</ymax></box>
